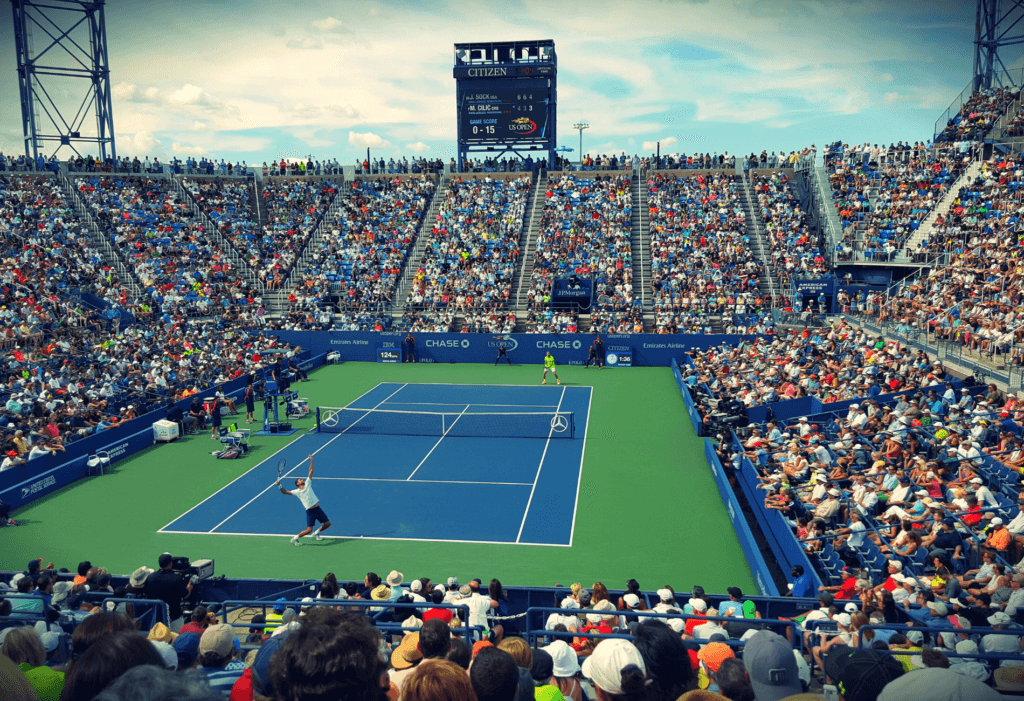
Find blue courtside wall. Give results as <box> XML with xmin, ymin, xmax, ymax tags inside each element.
<box><xmin>767</xmin><ymin>397</ymin><xmax>821</xmax><ymax>424</ymax></box>
<box><xmin>703</xmin><ymin>440</ymin><xmax>779</xmax><ymax>596</ymax></box>
<box><xmin>735</xmin><ymin>453</ymin><xmax>823</xmax><ymax>592</ymax></box>
<box><xmin>264</xmin><ymin>331</ymin><xmax>766</xmax><ymax>367</ymax></box>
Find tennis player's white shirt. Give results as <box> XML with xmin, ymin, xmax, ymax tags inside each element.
<box><xmin>289</xmin><ymin>478</ymin><xmax>319</xmax><ymax>509</ymax></box>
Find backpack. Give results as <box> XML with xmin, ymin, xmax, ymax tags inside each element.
<box><xmin>214</xmin><ymin>446</ymin><xmax>244</xmax><ymax>460</ymax></box>
<box><xmin>229</xmin><ymin>668</ymin><xmax>253</xmax><ymax>701</ymax></box>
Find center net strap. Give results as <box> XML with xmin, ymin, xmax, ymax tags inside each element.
<box><xmin>317</xmin><ymin>407</ymin><xmax>574</xmax><ymax>439</ymax></box>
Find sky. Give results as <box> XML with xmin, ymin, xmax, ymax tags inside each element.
<box><xmin>0</xmin><ymin>0</ymin><xmax>1001</xmax><ymax>164</ymax></box>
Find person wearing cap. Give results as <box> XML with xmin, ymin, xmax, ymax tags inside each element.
<box><xmin>197</xmin><ymin>623</ymin><xmax>244</xmax><ymax>693</ymax></box>
<box><xmin>743</xmin><ymin>630</ymin><xmax>803</xmax><ymax>700</ymax></box>
<box><xmin>830</xmin><ymin>647</ymin><xmax>905</xmax><ymax>701</ymax></box>
<box><xmin>981</xmin><ymin>610</ymin><xmax>1021</xmax><ymax>656</ymax></box>
<box><xmin>580</xmin><ymin>638</ymin><xmax>646</xmax><ymax>701</ymax></box>
<box><xmin>833</xmin><ymin>511</ymin><xmax>868</xmax><ymax>561</ymax></box>
<box><xmin>819</xmin><ymin>567</ymin><xmax>859</xmax><ymax>600</ymax></box>
<box><xmin>983</xmin><ymin>517</ymin><xmax>1012</xmax><ymax>558</ymax></box>
<box><xmin>814</xmin><ymin>489</ymin><xmax>842</xmax><ymax>522</ymax></box>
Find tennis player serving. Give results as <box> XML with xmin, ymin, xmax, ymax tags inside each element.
<box><xmin>542</xmin><ymin>351</ymin><xmax>560</xmax><ymax>385</ymax></box>
<box><xmin>277</xmin><ymin>454</ymin><xmax>331</xmax><ymax>546</ymax></box>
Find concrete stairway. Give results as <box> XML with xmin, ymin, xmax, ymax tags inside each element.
<box><xmin>737</xmin><ymin>174</ymin><xmax>784</xmax><ymax>304</ymax></box>
<box><xmin>902</xmin><ymin>159</ymin><xmax>982</xmax><ymax>256</ymax></box>
<box><xmin>171</xmin><ymin>177</ymin><xmax>262</xmax><ymax>291</ymax></box>
<box><xmin>511</xmin><ymin>171</ymin><xmax>547</xmax><ymax>323</ymax></box>
<box><xmin>629</xmin><ymin>170</ymin><xmax>652</xmax><ymax>311</ymax></box>
<box><xmin>392</xmin><ymin>173</ymin><xmax>448</xmax><ymax>314</ymax></box>
<box><xmin>56</xmin><ymin>170</ymin><xmax>144</xmax><ymax>300</ymax></box>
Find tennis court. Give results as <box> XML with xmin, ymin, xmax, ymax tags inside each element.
<box><xmin>159</xmin><ymin>382</ymin><xmax>592</xmax><ymax>546</ymax></box>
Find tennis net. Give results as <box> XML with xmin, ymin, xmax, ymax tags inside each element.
<box><xmin>315</xmin><ymin>407</ymin><xmax>575</xmax><ymax>439</ymax></box>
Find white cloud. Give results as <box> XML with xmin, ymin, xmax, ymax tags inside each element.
<box><xmin>120</xmin><ymin>131</ymin><xmax>163</xmax><ymax>156</ymax></box>
<box><xmin>349</xmin><ymin>131</ymin><xmax>391</xmax><ymax>149</ymax></box>
<box><xmin>286</xmin><ymin>103</ymin><xmax>322</xmax><ymax>119</ymax></box>
<box><xmin>328</xmin><ymin>104</ymin><xmax>360</xmax><ymax>118</ymax></box>
<box><xmin>171</xmin><ymin>142</ymin><xmax>209</xmax><ymax>157</ymax></box>
<box><xmin>169</xmin><ymin>84</ymin><xmax>221</xmax><ymax>107</ymax></box>
<box><xmin>405</xmin><ymin>142</ymin><xmax>430</xmax><ymax>153</ymax></box>
<box><xmin>641</xmin><ymin>136</ymin><xmax>677</xmax><ymax>151</ymax></box>
<box><xmin>312</xmin><ymin>17</ymin><xmax>347</xmax><ymax>33</ymax></box>
<box><xmin>189</xmin><ymin>121</ymin><xmax>210</xmax><ymax>132</ymax></box>
<box><xmin>286</xmin><ymin>36</ymin><xmax>323</xmax><ymax>50</ymax></box>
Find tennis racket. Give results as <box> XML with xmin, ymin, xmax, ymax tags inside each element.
<box><xmin>277</xmin><ymin>458</ymin><xmax>286</xmax><ymax>479</ymax></box>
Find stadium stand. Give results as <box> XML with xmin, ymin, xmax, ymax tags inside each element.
<box><xmin>297</xmin><ymin>176</ymin><xmax>435</xmax><ymax>321</ymax></box>
<box><xmin>405</xmin><ymin>175</ymin><xmax>529</xmax><ymax>332</ymax></box>
<box><xmin>826</xmin><ymin>143</ymin><xmax>970</xmax><ymax>260</ymax></box>
<box><xmin>647</xmin><ymin>171</ymin><xmax>762</xmax><ymax>333</ymax></box>
<box><xmin>76</xmin><ymin>176</ymin><xmax>252</xmax><ymax>316</ymax></box>
<box><xmin>935</xmin><ymin>86</ymin><xmax>1020</xmax><ymax>143</ymax></box>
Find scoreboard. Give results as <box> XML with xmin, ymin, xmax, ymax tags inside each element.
<box><xmin>454</xmin><ymin>40</ymin><xmax>556</xmax><ymax>168</ymax></box>
<box><xmin>459</xmin><ymin>80</ymin><xmax>550</xmax><ymax>142</ymax></box>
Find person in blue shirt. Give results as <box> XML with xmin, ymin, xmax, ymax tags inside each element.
<box><xmin>789</xmin><ymin>565</ymin><xmax>813</xmax><ymax>598</ymax></box>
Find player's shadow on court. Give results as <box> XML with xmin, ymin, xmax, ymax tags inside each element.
<box><xmin>324</xmin><ymin>529</ymin><xmax>398</xmax><ymax>544</ymax></box>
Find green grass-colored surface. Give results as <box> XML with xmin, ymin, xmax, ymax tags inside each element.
<box><xmin>2</xmin><ymin>362</ymin><xmax>756</xmax><ymax>592</ymax></box>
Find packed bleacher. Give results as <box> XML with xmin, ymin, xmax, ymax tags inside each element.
<box><xmin>298</xmin><ymin>177</ymin><xmax>434</xmax><ymax>315</ymax></box>
<box><xmin>751</xmin><ymin>171</ymin><xmax>825</xmax><ymax>282</ymax></box>
<box><xmin>256</xmin><ymin>179</ymin><xmax>338</xmax><ymax>288</ymax></box>
<box><xmin>406</xmin><ymin>176</ymin><xmax>529</xmax><ymax>332</ymax></box>
<box><xmin>2</xmin><ymin>554</ymin><xmax>1020</xmax><ymax>699</ymax></box>
<box><xmin>874</xmin><ymin>153</ymin><xmax>1024</xmax><ymax>364</ymax></box>
<box><xmin>647</xmin><ymin>172</ymin><xmax>762</xmax><ymax>333</ymax></box>
<box><xmin>76</xmin><ymin>176</ymin><xmax>252</xmax><ymax>316</ymax></box>
<box><xmin>825</xmin><ymin>143</ymin><xmax>970</xmax><ymax>259</ymax></box>
<box><xmin>935</xmin><ymin>87</ymin><xmax>1020</xmax><ymax>143</ymax></box>
<box><xmin>527</xmin><ymin>174</ymin><xmax>634</xmax><ymax>328</ymax></box>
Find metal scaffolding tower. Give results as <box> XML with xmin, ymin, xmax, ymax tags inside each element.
<box><xmin>974</xmin><ymin>0</ymin><xmax>1024</xmax><ymax>91</ymax></box>
<box><xmin>11</xmin><ymin>0</ymin><xmax>116</xmax><ymax>161</ymax></box>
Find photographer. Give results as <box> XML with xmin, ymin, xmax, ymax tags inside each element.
<box><xmin>145</xmin><ymin>553</ymin><xmax>197</xmax><ymax>632</ymax></box>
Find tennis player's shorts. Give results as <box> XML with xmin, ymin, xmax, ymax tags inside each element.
<box><xmin>306</xmin><ymin>505</ymin><xmax>329</xmax><ymax>528</ymax></box>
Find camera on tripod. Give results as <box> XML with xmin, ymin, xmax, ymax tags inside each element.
<box><xmin>170</xmin><ymin>556</ymin><xmax>215</xmax><ymax>580</ymax></box>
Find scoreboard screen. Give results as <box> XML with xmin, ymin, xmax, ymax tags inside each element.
<box><xmin>458</xmin><ymin>79</ymin><xmax>550</xmax><ymax>142</ymax></box>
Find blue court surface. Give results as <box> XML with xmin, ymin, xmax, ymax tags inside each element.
<box><xmin>159</xmin><ymin>383</ymin><xmax>592</xmax><ymax>546</ymax></box>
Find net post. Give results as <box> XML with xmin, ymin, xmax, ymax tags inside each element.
<box><xmin>315</xmin><ymin>406</ymin><xmax>321</xmax><ymax>433</ymax></box>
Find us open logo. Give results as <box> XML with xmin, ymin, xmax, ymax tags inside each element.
<box><xmin>550</xmin><ymin>415</ymin><xmax>569</xmax><ymax>433</ymax></box>
<box><xmin>488</xmin><ymin>335</ymin><xmax>518</xmax><ymax>352</ymax></box>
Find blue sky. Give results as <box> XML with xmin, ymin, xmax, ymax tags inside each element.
<box><xmin>0</xmin><ymin>0</ymin><xmax>998</xmax><ymax>163</ymax></box>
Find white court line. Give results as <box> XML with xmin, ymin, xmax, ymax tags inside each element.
<box><xmin>203</xmin><ymin>383</ymin><xmax>408</xmax><ymax>534</ymax></box>
<box><xmin>515</xmin><ymin>385</ymin><xmax>567</xmax><ymax>543</ymax></box>
<box><xmin>156</xmin><ymin>381</ymin><xmax>387</xmax><ymax>533</ymax></box>
<box><xmin>381</xmin><ymin>402</ymin><xmax>561</xmax><ymax>408</ymax></box>
<box><xmin>405</xmin><ymin>404</ymin><xmax>469</xmax><ymax>481</ymax></box>
<box><xmin>380</xmin><ymin>382</ymin><xmax>593</xmax><ymax>388</ymax></box>
<box><xmin>568</xmin><ymin>387</ymin><xmax>594</xmax><ymax>548</ymax></box>
<box><xmin>313</xmin><ymin>477</ymin><xmax>533</xmax><ymax>486</ymax></box>
<box><xmin>158</xmin><ymin>529</ymin><xmax>571</xmax><ymax>548</ymax></box>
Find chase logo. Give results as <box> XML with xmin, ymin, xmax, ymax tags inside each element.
<box><xmin>536</xmin><ymin>340</ymin><xmax>583</xmax><ymax>350</ymax></box>
<box><xmin>488</xmin><ymin>335</ymin><xmax>518</xmax><ymax>352</ymax></box>
<box><xmin>425</xmin><ymin>340</ymin><xmax>471</xmax><ymax>349</ymax></box>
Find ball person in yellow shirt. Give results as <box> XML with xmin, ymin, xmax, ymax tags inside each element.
<box><xmin>542</xmin><ymin>351</ymin><xmax>560</xmax><ymax>385</ymax></box>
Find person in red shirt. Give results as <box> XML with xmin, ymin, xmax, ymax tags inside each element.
<box><xmin>178</xmin><ymin>605</ymin><xmax>214</xmax><ymax>635</ymax></box>
<box><xmin>819</xmin><ymin>567</ymin><xmax>859</xmax><ymax>600</ymax></box>
<box><xmin>422</xmin><ymin>590</ymin><xmax>453</xmax><ymax>624</ymax></box>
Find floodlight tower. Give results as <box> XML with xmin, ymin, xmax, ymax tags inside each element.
<box><xmin>974</xmin><ymin>0</ymin><xmax>1024</xmax><ymax>90</ymax></box>
<box><xmin>11</xmin><ymin>0</ymin><xmax>117</xmax><ymax>161</ymax></box>
<box><xmin>573</xmin><ymin>121</ymin><xmax>589</xmax><ymax>166</ymax></box>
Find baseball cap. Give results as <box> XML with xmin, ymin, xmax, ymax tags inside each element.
<box><xmin>198</xmin><ymin>624</ymin><xmax>236</xmax><ymax>657</ymax></box>
<box><xmin>697</xmin><ymin>642</ymin><xmax>735</xmax><ymax>672</ymax></box>
<box><xmin>581</xmin><ymin>638</ymin><xmax>646</xmax><ymax>695</ymax></box>
<box><xmin>623</xmin><ymin>593</ymin><xmax>641</xmax><ymax>609</ymax></box>
<box><xmin>544</xmin><ymin>640</ymin><xmax>581</xmax><ymax>677</ymax></box>
<box><xmin>836</xmin><ymin>649</ymin><xmax>904</xmax><ymax>701</ymax></box>
<box><xmin>656</xmin><ymin>588</ymin><xmax>673</xmax><ymax>601</ymax></box>
<box><xmin>927</xmin><ymin>601</ymin><xmax>949</xmax><ymax>616</ymax></box>
<box><xmin>744</xmin><ymin>630</ymin><xmax>802</xmax><ymax>701</ymax></box>
<box><xmin>172</xmin><ymin>632</ymin><xmax>201</xmax><ymax>669</ymax></box>
<box><xmin>993</xmin><ymin>517</ymin><xmax>1004</xmax><ymax>526</ymax></box>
